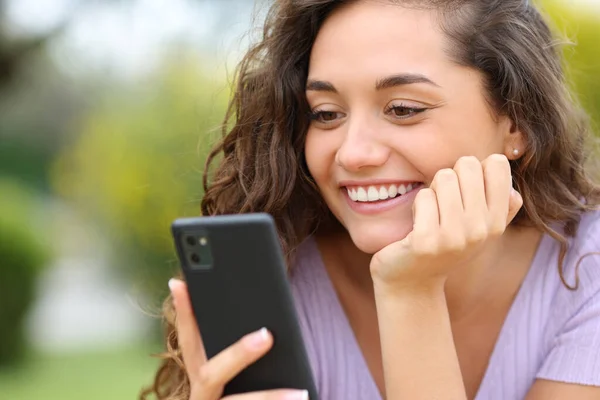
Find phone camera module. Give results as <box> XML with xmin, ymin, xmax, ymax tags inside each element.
<box><xmin>185</xmin><ymin>236</ymin><xmax>196</xmax><ymax>247</ymax></box>
<box><xmin>183</xmin><ymin>231</ymin><xmax>212</xmax><ymax>270</ymax></box>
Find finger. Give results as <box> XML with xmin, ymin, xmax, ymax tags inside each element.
<box><xmin>507</xmin><ymin>188</ymin><xmax>523</xmax><ymax>225</ymax></box>
<box><xmin>430</xmin><ymin>169</ymin><xmax>463</xmax><ymax>230</ymax></box>
<box><xmin>454</xmin><ymin>156</ymin><xmax>487</xmax><ymax>216</ymax></box>
<box><xmin>454</xmin><ymin>156</ymin><xmax>488</xmax><ymax>240</ymax></box>
<box><xmin>481</xmin><ymin>154</ymin><xmax>512</xmax><ymax>233</ymax></box>
<box><xmin>169</xmin><ymin>279</ymin><xmax>207</xmax><ymax>378</ymax></box>
<box><xmin>411</xmin><ymin>187</ymin><xmax>439</xmax><ymax>247</ymax></box>
<box><xmin>203</xmin><ymin>327</ymin><xmax>274</xmax><ymax>389</ymax></box>
<box><xmin>222</xmin><ymin>389</ymin><xmax>309</xmax><ymax>400</ymax></box>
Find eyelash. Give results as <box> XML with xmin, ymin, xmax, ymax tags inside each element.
<box><xmin>384</xmin><ymin>104</ymin><xmax>428</xmax><ymax>119</ymax></box>
<box><xmin>309</xmin><ymin>103</ymin><xmax>428</xmax><ymax>124</ymax></box>
<box><xmin>309</xmin><ymin>110</ymin><xmax>342</xmax><ymax>123</ymax></box>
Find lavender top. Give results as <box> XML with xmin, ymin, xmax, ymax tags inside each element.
<box><xmin>289</xmin><ymin>209</ymin><xmax>600</xmax><ymax>400</ymax></box>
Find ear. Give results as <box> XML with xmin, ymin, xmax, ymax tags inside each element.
<box><xmin>500</xmin><ymin>116</ymin><xmax>526</xmax><ymax>161</ymax></box>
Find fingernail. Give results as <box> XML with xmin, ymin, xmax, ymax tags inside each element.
<box><xmin>168</xmin><ymin>279</ymin><xmax>179</xmax><ymax>307</ymax></box>
<box><xmin>284</xmin><ymin>390</ymin><xmax>309</xmax><ymax>400</ymax></box>
<box><xmin>245</xmin><ymin>327</ymin><xmax>270</xmax><ymax>350</ymax></box>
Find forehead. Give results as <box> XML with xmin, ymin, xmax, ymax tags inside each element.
<box><xmin>308</xmin><ymin>1</ymin><xmax>450</xmax><ymax>79</ymax></box>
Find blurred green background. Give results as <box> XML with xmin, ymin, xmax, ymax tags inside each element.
<box><xmin>0</xmin><ymin>0</ymin><xmax>598</xmax><ymax>399</ymax></box>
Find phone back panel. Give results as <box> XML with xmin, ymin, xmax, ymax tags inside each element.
<box><xmin>172</xmin><ymin>213</ymin><xmax>318</xmax><ymax>398</ymax></box>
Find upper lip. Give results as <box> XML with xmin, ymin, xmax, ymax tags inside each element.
<box><xmin>338</xmin><ymin>179</ymin><xmax>423</xmax><ymax>188</ymax></box>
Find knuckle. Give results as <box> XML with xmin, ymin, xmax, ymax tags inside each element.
<box><xmin>454</xmin><ymin>156</ymin><xmax>480</xmax><ymax>172</ymax></box>
<box><xmin>488</xmin><ymin>221</ymin><xmax>506</xmax><ymax>237</ymax></box>
<box><xmin>432</xmin><ymin>169</ymin><xmax>457</xmax><ymax>187</ymax></box>
<box><xmin>413</xmin><ymin>237</ymin><xmax>438</xmax><ymax>256</ymax></box>
<box><xmin>438</xmin><ymin>168</ymin><xmax>457</xmax><ymax>179</ymax></box>
<box><xmin>414</xmin><ymin>187</ymin><xmax>436</xmax><ymax>205</ymax></box>
<box><xmin>414</xmin><ymin>245</ymin><xmax>437</xmax><ymax>258</ymax></box>
<box><xmin>440</xmin><ymin>232</ymin><xmax>466</xmax><ymax>252</ymax></box>
<box><xmin>466</xmin><ymin>223</ymin><xmax>488</xmax><ymax>243</ymax></box>
<box><xmin>196</xmin><ymin>364</ymin><xmax>216</xmax><ymax>388</ymax></box>
<box><xmin>482</xmin><ymin>154</ymin><xmax>511</xmax><ymax>180</ymax></box>
<box><xmin>416</xmin><ymin>187</ymin><xmax>434</xmax><ymax>198</ymax></box>
<box><xmin>487</xmin><ymin>153</ymin><xmax>509</xmax><ymax>165</ymax></box>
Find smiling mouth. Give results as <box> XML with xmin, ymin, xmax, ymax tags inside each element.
<box><xmin>344</xmin><ymin>182</ymin><xmax>424</xmax><ymax>202</ymax></box>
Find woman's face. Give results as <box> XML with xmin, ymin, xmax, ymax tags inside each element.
<box><xmin>304</xmin><ymin>1</ymin><xmax>522</xmax><ymax>254</ymax></box>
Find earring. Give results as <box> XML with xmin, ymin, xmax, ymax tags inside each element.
<box><xmin>512</xmin><ymin>148</ymin><xmax>519</xmax><ymax>157</ymax></box>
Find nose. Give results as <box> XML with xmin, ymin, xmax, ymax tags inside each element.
<box><xmin>335</xmin><ymin>115</ymin><xmax>390</xmax><ymax>172</ymax></box>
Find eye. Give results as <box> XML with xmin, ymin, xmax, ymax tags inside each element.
<box><xmin>384</xmin><ymin>103</ymin><xmax>427</xmax><ymax>119</ymax></box>
<box><xmin>309</xmin><ymin>110</ymin><xmax>345</xmax><ymax>124</ymax></box>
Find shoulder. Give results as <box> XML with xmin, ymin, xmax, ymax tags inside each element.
<box><xmin>571</xmin><ymin>208</ymin><xmax>600</xmax><ymax>251</ymax></box>
<box><xmin>545</xmin><ymin>208</ymin><xmax>600</xmax><ymax>318</ymax></box>
<box><xmin>562</xmin><ymin>208</ymin><xmax>600</xmax><ymax>289</ymax></box>
<box><xmin>535</xmin><ymin>208</ymin><xmax>600</xmax><ymax>386</ymax></box>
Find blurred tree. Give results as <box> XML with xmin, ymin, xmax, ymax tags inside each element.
<box><xmin>0</xmin><ymin>0</ymin><xmax>256</xmax><ymax>192</ymax></box>
<box><xmin>0</xmin><ymin>0</ymin><xmax>255</xmax><ymax>89</ymax></box>
<box><xmin>0</xmin><ymin>179</ymin><xmax>52</xmax><ymax>366</ymax></box>
<box><xmin>542</xmin><ymin>0</ymin><xmax>600</xmax><ymax>132</ymax></box>
<box><xmin>0</xmin><ymin>0</ymin><xmax>89</xmax><ymax>192</ymax></box>
<box><xmin>0</xmin><ymin>55</ymin><xmax>86</xmax><ymax>192</ymax></box>
<box><xmin>51</xmin><ymin>55</ymin><xmax>228</xmax><ymax>302</ymax></box>
<box><xmin>0</xmin><ymin>0</ymin><xmax>68</xmax><ymax>90</ymax></box>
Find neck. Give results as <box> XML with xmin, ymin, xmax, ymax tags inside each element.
<box><xmin>316</xmin><ymin>224</ymin><xmax>543</xmax><ymax>322</ymax></box>
<box><xmin>316</xmin><ymin>228</ymin><xmax>374</xmax><ymax>297</ymax></box>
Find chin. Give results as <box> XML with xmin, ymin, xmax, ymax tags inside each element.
<box><xmin>346</xmin><ymin>221</ymin><xmax>413</xmax><ymax>255</ymax></box>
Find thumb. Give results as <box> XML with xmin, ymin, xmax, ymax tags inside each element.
<box><xmin>370</xmin><ymin>231</ymin><xmax>413</xmax><ymax>278</ymax></box>
<box><xmin>506</xmin><ymin>188</ymin><xmax>523</xmax><ymax>225</ymax></box>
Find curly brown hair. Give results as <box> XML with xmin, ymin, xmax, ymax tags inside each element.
<box><xmin>140</xmin><ymin>0</ymin><xmax>600</xmax><ymax>399</ymax></box>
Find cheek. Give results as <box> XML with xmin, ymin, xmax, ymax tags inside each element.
<box><xmin>389</xmin><ymin>133</ymin><xmax>455</xmax><ymax>181</ymax></box>
<box><xmin>304</xmin><ymin>129</ymin><xmax>335</xmax><ymax>186</ymax></box>
<box><xmin>304</xmin><ymin>131</ymin><xmax>321</xmax><ymax>182</ymax></box>
<box><xmin>396</xmin><ymin>122</ymin><xmax>502</xmax><ymax>182</ymax></box>
<box><xmin>304</xmin><ymin>129</ymin><xmax>346</xmax><ymax>220</ymax></box>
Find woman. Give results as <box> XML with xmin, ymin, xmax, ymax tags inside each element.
<box><xmin>142</xmin><ymin>0</ymin><xmax>600</xmax><ymax>399</ymax></box>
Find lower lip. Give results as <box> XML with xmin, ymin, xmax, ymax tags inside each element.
<box><xmin>343</xmin><ymin>184</ymin><xmax>424</xmax><ymax>215</ymax></box>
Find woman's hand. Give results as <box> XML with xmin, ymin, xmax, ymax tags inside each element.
<box><xmin>169</xmin><ymin>279</ymin><xmax>309</xmax><ymax>400</ymax></box>
<box><xmin>370</xmin><ymin>154</ymin><xmax>523</xmax><ymax>292</ymax></box>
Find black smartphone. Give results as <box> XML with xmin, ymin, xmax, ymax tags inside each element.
<box><xmin>171</xmin><ymin>213</ymin><xmax>318</xmax><ymax>399</ymax></box>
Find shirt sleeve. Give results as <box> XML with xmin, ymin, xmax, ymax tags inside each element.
<box><xmin>536</xmin><ymin>217</ymin><xmax>600</xmax><ymax>386</ymax></box>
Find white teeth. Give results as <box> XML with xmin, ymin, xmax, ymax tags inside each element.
<box><xmin>357</xmin><ymin>187</ymin><xmax>368</xmax><ymax>202</ymax></box>
<box><xmin>367</xmin><ymin>186</ymin><xmax>379</xmax><ymax>201</ymax></box>
<box><xmin>349</xmin><ymin>188</ymin><xmax>358</xmax><ymax>201</ymax></box>
<box><xmin>379</xmin><ymin>186</ymin><xmax>389</xmax><ymax>200</ymax></box>
<box><xmin>346</xmin><ymin>183</ymin><xmax>419</xmax><ymax>203</ymax></box>
<box><xmin>388</xmin><ymin>184</ymin><xmax>398</xmax><ymax>197</ymax></box>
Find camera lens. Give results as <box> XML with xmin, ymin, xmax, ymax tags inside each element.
<box><xmin>186</xmin><ymin>236</ymin><xmax>196</xmax><ymax>246</ymax></box>
<box><xmin>190</xmin><ymin>253</ymin><xmax>201</xmax><ymax>264</ymax></box>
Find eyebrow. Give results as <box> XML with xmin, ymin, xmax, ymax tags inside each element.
<box><xmin>306</xmin><ymin>73</ymin><xmax>440</xmax><ymax>93</ymax></box>
<box><xmin>376</xmin><ymin>73</ymin><xmax>440</xmax><ymax>90</ymax></box>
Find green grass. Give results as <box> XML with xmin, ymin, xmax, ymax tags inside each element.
<box><xmin>0</xmin><ymin>344</ymin><xmax>162</xmax><ymax>400</ymax></box>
